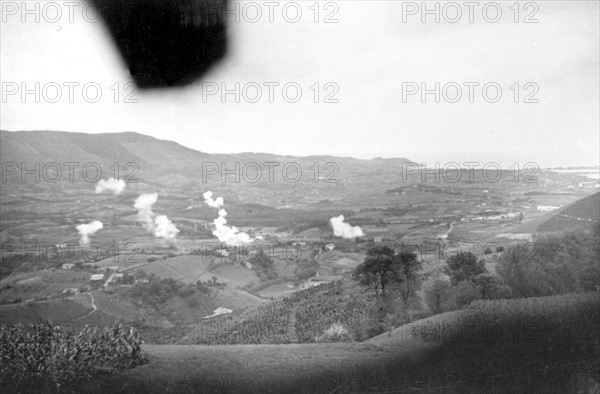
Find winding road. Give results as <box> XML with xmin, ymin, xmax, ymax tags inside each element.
<box><xmin>72</xmin><ymin>292</ymin><xmax>97</xmax><ymax>321</ymax></box>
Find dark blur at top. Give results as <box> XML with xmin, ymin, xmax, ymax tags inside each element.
<box><xmin>90</xmin><ymin>0</ymin><xmax>229</xmax><ymax>89</ymax></box>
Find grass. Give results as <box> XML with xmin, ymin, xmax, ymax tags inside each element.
<box><xmin>0</xmin><ymin>299</ymin><xmax>92</xmax><ymax>325</ymax></box>
<box><xmin>0</xmin><ymin>269</ymin><xmax>92</xmax><ymax>302</ymax></box>
<box><xmin>3</xmin><ymin>340</ymin><xmax>431</xmax><ymax>394</ymax></box>
<box><xmin>10</xmin><ymin>292</ymin><xmax>591</xmax><ymax>394</ymax></box>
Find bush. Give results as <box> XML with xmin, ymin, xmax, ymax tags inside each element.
<box><xmin>0</xmin><ymin>323</ymin><xmax>146</xmax><ymax>386</ymax></box>
<box><xmin>127</xmin><ymin>277</ymin><xmax>182</xmax><ymax>307</ymax></box>
<box><xmin>316</xmin><ymin>322</ymin><xmax>355</xmax><ymax>343</ymax></box>
<box><xmin>178</xmin><ymin>285</ymin><xmax>196</xmax><ymax>298</ymax></box>
<box><xmin>444</xmin><ymin>252</ymin><xmax>487</xmax><ymax>285</ymax></box>
<box><xmin>449</xmin><ymin>280</ymin><xmax>481</xmax><ymax>309</ymax></box>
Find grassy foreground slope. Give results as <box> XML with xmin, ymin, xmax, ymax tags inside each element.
<box><xmin>5</xmin><ymin>292</ymin><xmax>597</xmax><ymax>394</ymax></box>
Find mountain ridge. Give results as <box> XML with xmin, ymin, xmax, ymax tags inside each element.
<box><xmin>0</xmin><ymin>130</ymin><xmax>411</xmax><ymax>165</ymax></box>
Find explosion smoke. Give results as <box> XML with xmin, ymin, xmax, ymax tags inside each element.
<box><xmin>153</xmin><ymin>215</ymin><xmax>180</xmax><ymax>240</ymax></box>
<box><xmin>133</xmin><ymin>193</ymin><xmax>179</xmax><ymax>240</ymax></box>
<box><xmin>76</xmin><ymin>220</ymin><xmax>103</xmax><ymax>246</ymax></box>
<box><xmin>134</xmin><ymin>193</ymin><xmax>158</xmax><ymax>232</ymax></box>
<box><xmin>95</xmin><ymin>178</ymin><xmax>126</xmax><ymax>195</ymax></box>
<box><xmin>203</xmin><ymin>191</ymin><xmax>252</xmax><ymax>246</ymax></box>
<box><xmin>203</xmin><ymin>191</ymin><xmax>224</xmax><ymax>208</ymax></box>
<box><xmin>330</xmin><ymin>215</ymin><xmax>364</xmax><ymax>239</ymax></box>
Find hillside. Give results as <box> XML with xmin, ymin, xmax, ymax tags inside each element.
<box><xmin>0</xmin><ymin>130</ymin><xmax>411</xmax><ymax>187</ymax></box>
<box><xmin>5</xmin><ymin>292</ymin><xmax>597</xmax><ymax>394</ymax></box>
<box><xmin>512</xmin><ymin>192</ymin><xmax>599</xmax><ymax>234</ymax></box>
<box><xmin>2</xmin><ymin>130</ymin><xmax>595</xmax><ymax>247</ymax></box>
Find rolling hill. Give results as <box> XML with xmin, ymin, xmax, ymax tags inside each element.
<box><xmin>0</xmin><ymin>130</ymin><xmax>411</xmax><ymax>187</ymax></box>
<box><xmin>513</xmin><ymin>192</ymin><xmax>600</xmax><ymax>234</ymax></box>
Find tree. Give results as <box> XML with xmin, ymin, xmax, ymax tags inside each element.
<box><xmin>444</xmin><ymin>252</ymin><xmax>488</xmax><ymax>285</ymax></box>
<box><xmin>473</xmin><ymin>273</ymin><xmax>512</xmax><ymax>300</ymax></box>
<box><xmin>449</xmin><ymin>280</ymin><xmax>481</xmax><ymax>308</ymax></box>
<box><xmin>354</xmin><ymin>246</ymin><xmax>423</xmax><ymax>333</ymax></box>
<box><xmin>424</xmin><ymin>278</ymin><xmax>452</xmax><ymax>314</ymax></box>
<box><xmin>497</xmin><ymin>231</ymin><xmax>599</xmax><ymax>297</ymax></box>
<box><xmin>353</xmin><ymin>246</ymin><xmax>421</xmax><ymax>300</ymax></box>
<box><xmin>353</xmin><ymin>246</ymin><xmax>396</xmax><ymax>298</ymax></box>
<box><xmin>397</xmin><ymin>251</ymin><xmax>421</xmax><ymax>303</ymax></box>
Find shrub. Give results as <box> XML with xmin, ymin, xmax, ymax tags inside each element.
<box><xmin>316</xmin><ymin>322</ymin><xmax>354</xmax><ymax>343</ymax></box>
<box><xmin>449</xmin><ymin>280</ymin><xmax>481</xmax><ymax>309</ymax></box>
<box><xmin>178</xmin><ymin>285</ymin><xmax>196</xmax><ymax>298</ymax></box>
<box><xmin>0</xmin><ymin>322</ymin><xmax>146</xmax><ymax>386</ymax></box>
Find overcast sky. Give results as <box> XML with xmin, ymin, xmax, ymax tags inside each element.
<box><xmin>1</xmin><ymin>0</ymin><xmax>598</xmax><ymax>167</ymax></box>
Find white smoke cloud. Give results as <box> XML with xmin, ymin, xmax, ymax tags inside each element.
<box><xmin>212</xmin><ymin>209</ymin><xmax>252</xmax><ymax>245</ymax></box>
<box><xmin>95</xmin><ymin>178</ymin><xmax>126</xmax><ymax>195</ymax></box>
<box><xmin>203</xmin><ymin>191</ymin><xmax>252</xmax><ymax>246</ymax></box>
<box><xmin>133</xmin><ymin>193</ymin><xmax>179</xmax><ymax>240</ymax></box>
<box><xmin>76</xmin><ymin>220</ymin><xmax>103</xmax><ymax>246</ymax></box>
<box><xmin>330</xmin><ymin>215</ymin><xmax>364</xmax><ymax>239</ymax></box>
<box><xmin>134</xmin><ymin>193</ymin><xmax>158</xmax><ymax>232</ymax></box>
<box><xmin>203</xmin><ymin>191</ymin><xmax>224</xmax><ymax>209</ymax></box>
<box><xmin>153</xmin><ymin>215</ymin><xmax>180</xmax><ymax>240</ymax></box>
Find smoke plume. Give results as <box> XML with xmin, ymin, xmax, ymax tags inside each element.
<box><xmin>330</xmin><ymin>215</ymin><xmax>364</xmax><ymax>239</ymax></box>
<box><xmin>95</xmin><ymin>178</ymin><xmax>126</xmax><ymax>195</ymax></box>
<box><xmin>76</xmin><ymin>220</ymin><xmax>103</xmax><ymax>246</ymax></box>
<box><xmin>133</xmin><ymin>193</ymin><xmax>180</xmax><ymax>240</ymax></box>
<box><xmin>134</xmin><ymin>193</ymin><xmax>158</xmax><ymax>232</ymax></box>
<box><xmin>203</xmin><ymin>191</ymin><xmax>224</xmax><ymax>208</ymax></box>
<box><xmin>153</xmin><ymin>215</ymin><xmax>180</xmax><ymax>240</ymax></box>
<box><xmin>203</xmin><ymin>191</ymin><xmax>252</xmax><ymax>246</ymax></box>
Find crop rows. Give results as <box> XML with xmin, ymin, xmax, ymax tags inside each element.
<box><xmin>0</xmin><ymin>322</ymin><xmax>146</xmax><ymax>386</ymax></box>
<box><xmin>183</xmin><ymin>282</ymin><xmax>372</xmax><ymax>344</ymax></box>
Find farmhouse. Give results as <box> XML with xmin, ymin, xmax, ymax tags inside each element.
<box><xmin>90</xmin><ymin>274</ymin><xmax>104</xmax><ymax>281</ymax></box>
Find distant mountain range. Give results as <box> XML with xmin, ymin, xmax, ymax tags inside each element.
<box><xmin>0</xmin><ymin>130</ymin><xmax>411</xmax><ymax>183</ymax></box>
